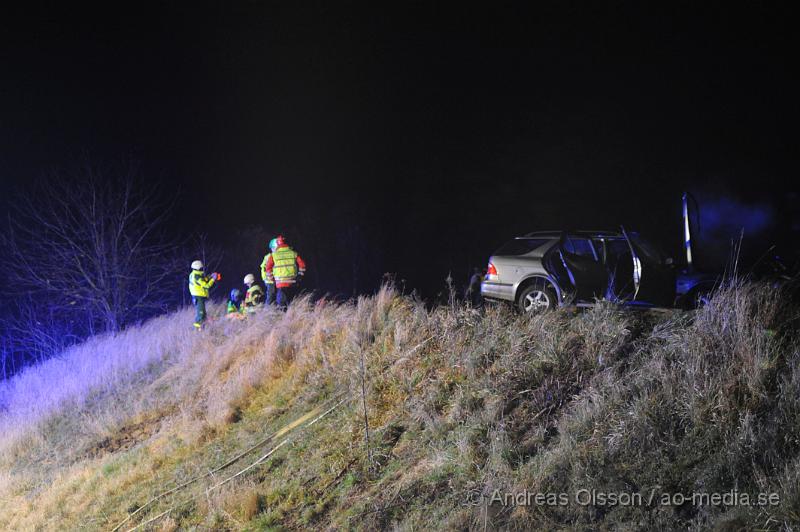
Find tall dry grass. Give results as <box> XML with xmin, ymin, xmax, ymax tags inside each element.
<box><xmin>0</xmin><ymin>281</ymin><xmax>797</xmax><ymax>530</ymax></box>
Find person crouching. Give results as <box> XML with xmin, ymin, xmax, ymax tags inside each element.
<box><xmin>243</xmin><ymin>273</ymin><xmax>265</xmax><ymax>312</ymax></box>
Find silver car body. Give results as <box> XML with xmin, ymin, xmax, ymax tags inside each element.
<box><xmin>481</xmin><ymin>230</ymin><xmax>677</xmax><ymax>310</ymax></box>
<box><xmin>480</xmin><ymin>233</ymin><xmax>563</xmax><ymax>303</ymax></box>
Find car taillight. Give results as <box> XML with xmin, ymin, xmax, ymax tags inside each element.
<box><xmin>487</xmin><ymin>262</ymin><xmax>497</xmax><ymax>276</ymax></box>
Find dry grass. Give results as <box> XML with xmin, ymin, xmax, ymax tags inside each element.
<box><xmin>0</xmin><ymin>281</ymin><xmax>798</xmax><ymax>530</ymax></box>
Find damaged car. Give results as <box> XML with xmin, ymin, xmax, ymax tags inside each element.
<box><xmin>480</xmin><ymin>229</ymin><xmax>682</xmax><ymax>312</ymax></box>
<box><xmin>481</xmin><ymin>193</ymin><xmax>730</xmax><ymax>313</ymax></box>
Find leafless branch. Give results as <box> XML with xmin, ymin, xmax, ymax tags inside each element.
<box><xmin>0</xmin><ymin>162</ymin><xmax>183</xmax><ymax>363</ymax></box>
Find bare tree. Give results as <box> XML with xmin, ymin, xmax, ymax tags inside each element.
<box><xmin>1</xmin><ymin>162</ymin><xmax>181</xmax><ymax>342</ymax></box>
<box><xmin>1</xmin><ymin>296</ymin><xmax>81</xmax><ymax>366</ymax></box>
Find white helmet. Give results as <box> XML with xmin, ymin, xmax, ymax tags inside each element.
<box><xmin>243</xmin><ymin>273</ymin><xmax>255</xmax><ymax>285</ymax></box>
<box><xmin>191</xmin><ymin>260</ymin><xmax>203</xmax><ymax>270</ymax></box>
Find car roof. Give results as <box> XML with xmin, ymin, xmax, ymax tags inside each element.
<box><xmin>520</xmin><ymin>230</ymin><xmax>627</xmax><ymax>239</ymax></box>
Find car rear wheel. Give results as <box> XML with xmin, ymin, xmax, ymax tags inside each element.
<box><xmin>517</xmin><ymin>283</ymin><xmax>557</xmax><ymax>314</ymax></box>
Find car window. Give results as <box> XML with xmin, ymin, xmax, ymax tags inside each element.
<box><xmin>562</xmin><ymin>237</ymin><xmax>595</xmax><ymax>259</ymax></box>
<box><xmin>629</xmin><ymin>234</ymin><xmax>667</xmax><ymax>264</ymax></box>
<box><xmin>592</xmin><ymin>238</ymin><xmax>607</xmax><ymax>263</ymax></box>
<box><xmin>494</xmin><ymin>238</ymin><xmax>552</xmax><ymax>256</ymax></box>
<box><xmin>600</xmin><ymin>239</ymin><xmax>631</xmax><ymax>264</ymax></box>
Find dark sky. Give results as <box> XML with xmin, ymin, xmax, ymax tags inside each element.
<box><xmin>1</xmin><ymin>2</ymin><xmax>797</xmax><ymax>297</ymax></box>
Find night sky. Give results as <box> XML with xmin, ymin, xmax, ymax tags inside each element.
<box><xmin>2</xmin><ymin>2</ymin><xmax>797</xmax><ymax>299</ymax></box>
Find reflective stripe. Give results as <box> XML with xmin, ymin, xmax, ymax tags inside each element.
<box><xmin>188</xmin><ymin>270</ymin><xmax>214</xmax><ymax>297</ymax></box>
<box><xmin>244</xmin><ymin>284</ymin><xmax>265</xmax><ymax>306</ymax></box>
<box><xmin>260</xmin><ymin>253</ymin><xmax>272</xmax><ymax>282</ymax></box>
<box><xmin>272</xmin><ymin>247</ymin><xmax>298</xmax><ymax>281</ymax></box>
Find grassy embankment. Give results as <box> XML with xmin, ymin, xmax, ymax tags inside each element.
<box><xmin>0</xmin><ymin>282</ymin><xmax>798</xmax><ymax>530</ymax></box>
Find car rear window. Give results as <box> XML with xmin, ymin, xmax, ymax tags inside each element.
<box><xmin>562</xmin><ymin>237</ymin><xmax>596</xmax><ymax>258</ymax></box>
<box><xmin>494</xmin><ymin>238</ymin><xmax>551</xmax><ymax>256</ymax></box>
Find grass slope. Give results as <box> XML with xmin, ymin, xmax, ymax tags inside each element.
<box><xmin>0</xmin><ymin>283</ymin><xmax>799</xmax><ymax>530</ymax></box>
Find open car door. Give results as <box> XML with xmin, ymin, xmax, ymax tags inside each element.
<box><xmin>593</xmin><ymin>237</ymin><xmax>636</xmax><ymax>301</ymax></box>
<box><xmin>544</xmin><ymin>232</ymin><xmax>608</xmax><ymax>302</ymax></box>
<box><xmin>621</xmin><ymin>227</ymin><xmax>676</xmax><ymax>306</ymax></box>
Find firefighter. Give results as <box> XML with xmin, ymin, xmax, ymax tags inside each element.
<box><xmin>465</xmin><ymin>267</ymin><xmax>485</xmax><ymax>307</ymax></box>
<box><xmin>264</xmin><ymin>235</ymin><xmax>306</xmax><ymax>309</ymax></box>
<box><xmin>188</xmin><ymin>260</ymin><xmax>220</xmax><ymax>328</ymax></box>
<box><xmin>227</xmin><ymin>288</ymin><xmax>243</xmax><ymax>315</ymax></box>
<box><xmin>243</xmin><ymin>273</ymin><xmax>265</xmax><ymax>311</ymax></box>
<box><xmin>260</xmin><ymin>238</ymin><xmax>278</xmax><ymax>305</ymax></box>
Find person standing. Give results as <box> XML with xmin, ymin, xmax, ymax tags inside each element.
<box><xmin>264</xmin><ymin>235</ymin><xmax>306</xmax><ymax>309</ymax></box>
<box><xmin>465</xmin><ymin>267</ymin><xmax>485</xmax><ymax>307</ymax></box>
<box><xmin>260</xmin><ymin>238</ymin><xmax>278</xmax><ymax>305</ymax></box>
<box><xmin>188</xmin><ymin>260</ymin><xmax>220</xmax><ymax>328</ymax></box>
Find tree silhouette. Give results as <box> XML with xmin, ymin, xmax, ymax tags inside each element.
<box><xmin>1</xmin><ymin>162</ymin><xmax>181</xmax><ymax>364</ymax></box>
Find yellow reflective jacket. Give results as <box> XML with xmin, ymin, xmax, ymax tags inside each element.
<box><xmin>260</xmin><ymin>254</ymin><xmax>275</xmax><ymax>284</ymax></box>
<box><xmin>188</xmin><ymin>270</ymin><xmax>215</xmax><ymax>298</ymax></box>
<box><xmin>272</xmin><ymin>247</ymin><xmax>298</xmax><ymax>282</ymax></box>
<box><xmin>244</xmin><ymin>284</ymin><xmax>265</xmax><ymax>308</ymax></box>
